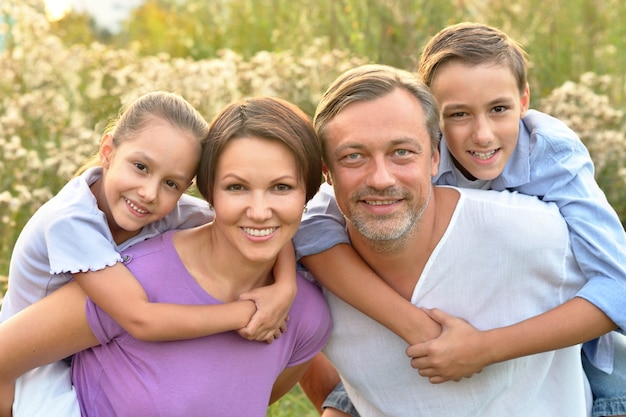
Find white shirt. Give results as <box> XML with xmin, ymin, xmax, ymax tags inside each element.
<box><xmin>323</xmin><ymin>187</ymin><xmax>591</xmax><ymax>417</ymax></box>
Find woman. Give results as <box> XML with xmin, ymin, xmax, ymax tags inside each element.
<box><xmin>0</xmin><ymin>96</ymin><xmax>330</xmax><ymax>417</ymax></box>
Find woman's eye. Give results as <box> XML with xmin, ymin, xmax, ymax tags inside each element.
<box><xmin>274</xmin><ymin>184</ymin><xmax>292</xmax><ymax>191</ymax></box>
<box><xmin>134</xmin><ymin>162</ymin><xmax>147</xmax><ymax>172</ymax></box>
<box><xmin>227</xmin><ymin>184</ymin><xmax>244</xmax><ymax>191</ymax></box>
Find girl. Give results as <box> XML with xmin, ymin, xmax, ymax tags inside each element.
<box><xmin>0</xmin><ymin>96</ymin><xmax>330</xmax><ymax>417</ymax></box>
<box><xmin>0</xmin><ymin>92</ymin><xmax>296</xmax><ymax>416</ymax></box>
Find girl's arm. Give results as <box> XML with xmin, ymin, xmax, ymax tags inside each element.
<box><xmin>407</xmin><ymin>296</ymin><xmax>616</xmax><ymax>383</ymax></box>
<box><xmin>0</xmin><ymin>281</ymin><xmax>98</xmax><ymax>417</ymax></box>
<box><xmin>74</xmin><ymin>265</ymin><xmax>258</xmax><ymax>342</ymax></box>
<box><xmin>238</xmin><ymin>243</ymin><xmax>297</xmax><ymax>342</ymax></box>
<box><xmin>301</xmin><ymin>244</ymin><xmax>441</xmax><ymax>345</ymax></box>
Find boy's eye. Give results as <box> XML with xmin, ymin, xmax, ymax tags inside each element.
<box><xmin>492</xmin><ymin>106</ymin><xmax>507</xmax><ymax>113</ymax></box>
<box><xmin>449</xmin><ymin>111</ymin><xmax>467</xmax><ymax>118</ymax></box>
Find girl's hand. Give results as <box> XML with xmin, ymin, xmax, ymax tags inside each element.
<box><xmin>237</xmin><ymin>280</ymin><xmax>295</xmax><ymax>343</ymax></box>
<box><xmin>406</xmin><ymin>308</ymin><xmax>488</xmax><ymax>383</ymax></box>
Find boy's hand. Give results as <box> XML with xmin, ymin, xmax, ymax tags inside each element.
<box><xmin>406</xmin><ymin>308</ymin><xmax>487</xmax><ymax>383</ymax></box>
<box><xmin>237</xmin><ymin>281</ymin><xmax>295</xmax><ymax>343</ymax></box>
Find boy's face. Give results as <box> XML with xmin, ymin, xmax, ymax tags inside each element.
<box><xmin>430</xmin><ymin>61</ymin><xmax>529</xmax><ymax>181</ymax></box>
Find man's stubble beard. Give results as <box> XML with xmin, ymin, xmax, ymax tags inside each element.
<box><xmin>346</xmin><ymin>186</ymin><xmax>432</xmax><ymax>254</ymax></box>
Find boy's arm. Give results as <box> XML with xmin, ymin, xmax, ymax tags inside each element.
<box><xmin>407</xmin><ymin>296</ymin><xmax>616</xmax><ymax>383</ymax></box>
<box><xmin>301</xmin><ymin>244</ymin><xmax>441</xmax><ymax>345</ymax></box>
<box><xmin>0</xmin><ymin>281</ymin><xmax>99</xmax><ymax>417</ymax></box>
<box><xmin>238</xmin><ymin>243</ymin><xmax>296</xmax><ymax>342</ymax></box>
<box><xmin>74</xmin><ymin>264</ymin><xmax>257</xmax><ymax>342</ymax></box>
<box><xmin>521</xmin><ymin>125</ymin><xmax>626</xmax><ymax>331</ymax></box>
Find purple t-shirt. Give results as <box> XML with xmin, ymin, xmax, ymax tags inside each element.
<box><xmin>71</xmin><ymin>230</ymin><xmax>331</xmax><ymax>417</ymax></box>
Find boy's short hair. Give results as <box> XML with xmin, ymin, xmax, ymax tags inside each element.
<box><xmin>418</xmin><ymin>22</ymin><xmax>528</xmax><ymax>93</ymax></box>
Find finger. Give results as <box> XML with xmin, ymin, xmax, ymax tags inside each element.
<box><xmin>406</xmin><ymin>343</ymin><xmax>428</xmax><ymax>358</ymax></box>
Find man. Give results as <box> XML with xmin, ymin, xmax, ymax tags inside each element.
<box><xmin>294</xmin><ymin>64</ymin><xmax>602</xmax><ymax>416</ymax></box>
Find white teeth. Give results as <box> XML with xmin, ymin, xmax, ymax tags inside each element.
<box><xmin>470</xmin><ymin>149</ymin><xmax>497</xmax><ymax>160</ymax></box>
<box><xmin>365</xmin><ymin>200</ymin><xmax>397</xmax><ymax>206</ymax></box>
<box><xmin>243</xmin><ymin>227</ymin><xmax>276</xmax><ymax>237</ymax></box>
<box><xmin>125</xmin><ymin>198</ymin><xmax>147</xmax><ymax>214</ymax></box>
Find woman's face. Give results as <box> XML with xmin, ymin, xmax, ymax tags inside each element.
<box><xmin>211</xmin><ymin>136</ymin><xmax>306</xmax><ymax>265</ymax></box>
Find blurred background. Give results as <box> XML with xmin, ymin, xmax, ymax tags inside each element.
<box><xmin>1</xmin><ymin>1</ymin><xmax>625</xmax><ymax>414</ymax></box>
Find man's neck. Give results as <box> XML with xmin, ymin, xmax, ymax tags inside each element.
<box><xmin>348</xmin><ymin>187</ymin><xmax>459</xmax><ymax>299</ymax></box>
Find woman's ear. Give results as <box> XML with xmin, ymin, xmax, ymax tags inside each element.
<box><xmin>99</xmin><ymin>134</ymin><xmax>114</xmax><ymax>168</ymax></box>
<box><xmin>322</xmin><ymin>163</ymin><xmax>333</xmax><ymax>185</ymax></box>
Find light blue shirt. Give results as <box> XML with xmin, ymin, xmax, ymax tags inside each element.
<box><xmin>294</xmin><ymin>109</ymin><xmax>626</xmax><ymax>373</ymax></box>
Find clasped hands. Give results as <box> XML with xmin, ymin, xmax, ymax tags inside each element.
<box><xmin>406</xmin><ymin>308</ymin><xmax>491</xmax><ymax>384</ymax></box>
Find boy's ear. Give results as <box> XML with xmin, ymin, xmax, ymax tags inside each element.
<box><xmin>520</xmin><ymin>83</ymin><xmax>531</xmax><ymax>117</ymax></box>
<box><xmin>99</xmin><ymin>134</ymin><xmax>114</xmax><ymax>169</ymax></box>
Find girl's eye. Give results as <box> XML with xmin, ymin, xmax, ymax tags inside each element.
<box><xmin>165</xmin><ymin>180</ymin><xmax>179</xmax><ymax>190</ymax></box>
<box><xmin>134</xmin><ymin>162</ymin><xmax>147</xmax><ymax>172</ymax></box>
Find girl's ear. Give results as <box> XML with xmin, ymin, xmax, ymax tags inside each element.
<box><xmin>99</xmin><ymin>134</ymin><xmax>114</xmax><ymax>168</ymax></box>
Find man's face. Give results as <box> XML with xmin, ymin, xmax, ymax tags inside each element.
<box><xmin>323</xmin><ymin>88</ymin><xmax>439</xmax><ymax>247</ymax></box>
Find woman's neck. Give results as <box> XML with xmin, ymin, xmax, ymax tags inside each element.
<box><xmin>173</xmin><ymin>224</ymin><xmax>275</xmax><ymax>302</ymax></box>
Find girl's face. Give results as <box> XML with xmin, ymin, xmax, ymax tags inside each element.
<box><xmin>212</xmin><ymin>136</ymin><xmax>306</xmax><ymax>265</ymax></box>
<box><xmin>99</xmin><ymin>119</ymin><xmax>201</xmax><ymax>243</ymax></box>
<box><xmin>430</xmin><ymin>61</ymin><xmax>529</xmax><ymax>181</ymax></box>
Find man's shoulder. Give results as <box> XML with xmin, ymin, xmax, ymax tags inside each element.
<box><xmin>456</xmin><ymin>187</ymin><xmax>561</xmax><ymax>217</ymax></box>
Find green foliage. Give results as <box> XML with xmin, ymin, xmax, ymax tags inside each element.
<box><xmin>266</xmin><ymin>384</ymin><xmax>318</xmax><ymax>417</ymax></box>
<box><xmin>48</xmin><ymin>0</ymin><xmax>626</xmax><ymax>109</ymax></box>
